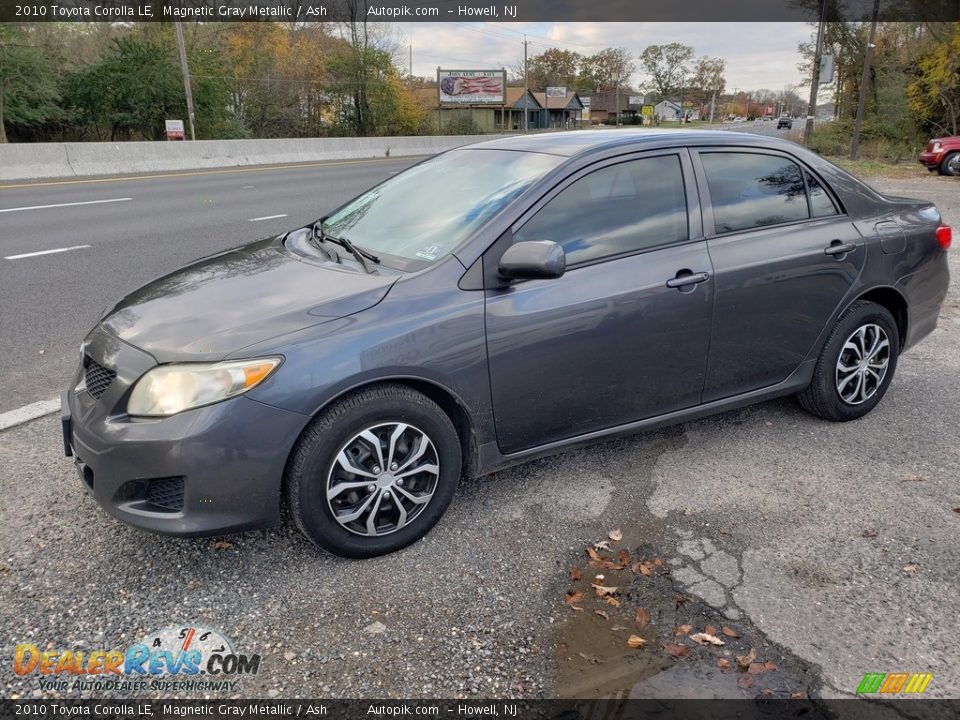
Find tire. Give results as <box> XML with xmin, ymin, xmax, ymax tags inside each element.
<box><xmin>798</xmin><ymin>300</ymin><xmax>900</xmax><ymax>422</ymax></box>
<box><xmin>939</xmin><ymin>151</ymin><xmax>960</xmax><ymax>177</ymax></box>
<box><xmin>286</xmin><ymin>384</ymin><xmax>461</xmax><ymax>558</ymax></box>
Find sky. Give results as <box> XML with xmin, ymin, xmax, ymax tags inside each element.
<box><xmin>396</xmin><ymin>22</ymin><xmax>814</xmax><ymax>93</ymax></box>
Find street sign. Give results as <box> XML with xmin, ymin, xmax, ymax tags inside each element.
<box><xmin>165</xmin><ymin>119</ymin><xmax>185</xmax><ymax>140</ymax></box>
<box><xmin>545</xmin><ymin>86</ymin><xmax>567</xmax><ymax>98</ymax></box>
<box><xmin>641</xmin><ymin>105</ymin><xmax>654</xmax><ymax>117</ymax></box>
<box><xmin>819</xmin><ymin>54</ymin><xmax>835</xmax><ymax>84</ymax></box>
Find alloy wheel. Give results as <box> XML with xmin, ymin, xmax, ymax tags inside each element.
<box><xmin>835</xmin><ymin>323</ymin><xmax>890</xmax><ymax>405</ymax></box>
<box><xmin>326</xmin><ymin>423</ymin><xmax>440</xmax><ymax>536</ymax></box>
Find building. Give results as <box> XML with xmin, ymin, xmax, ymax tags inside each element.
<box><xmin>531</xmin><ymin>92</ymin><xmax>586</xmax><ymax>129</ymax></box>
<box><xmin>583</xmin><ymin>90</ymin><xmax>640</xmax><ymax>123</ymax></box>
<box><xmin>414</xmin><ymin>87</ymin><xmax>543</xmax><ymax>132</ymax></box>
<box><xmin>653</xmin><ymin>100</ymin><xmax>700</xmax><ymax>122</ymax></box>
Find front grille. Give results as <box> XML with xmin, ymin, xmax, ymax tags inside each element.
<box><xmin>84</xmin><ymin>357</ymin><xmax>116</xmax><ymax>400</ymax></box>
<box><xmin>145</xmin><ymin>477</ymin><xmax>185</xmax><ymax>512</ymax></box>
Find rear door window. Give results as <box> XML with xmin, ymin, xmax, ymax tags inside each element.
<box><xmin>700</xmin><ymin>152</ymin><xmax>810</xmax><ymax>233</ymax></box>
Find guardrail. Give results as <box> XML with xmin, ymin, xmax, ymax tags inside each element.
<box><xmin>0</xmin><ymin>135</ymin><xmax>506</xmax><ymax>182</ymax></box>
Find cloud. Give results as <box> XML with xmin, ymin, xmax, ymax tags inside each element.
<box><xmin>402</xmin><ymin>22</ymin><xmax>813</xmax><ymax>91</ymax></box>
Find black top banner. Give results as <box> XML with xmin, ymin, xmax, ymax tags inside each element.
<box><xmin>3</xmin><ymin>0</ymin><xmax>960</xmax><ymax>22</ymax></box>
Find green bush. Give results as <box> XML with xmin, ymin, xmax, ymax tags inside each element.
<box><xmin>442</xmin><ymin>113</ymin><xmax>483</xmax><ymax>135</ymax></box>
<box><xmin>810</xmin><ymin>118</ymin><xmax>926</xmax><ymax>163</ymax></box>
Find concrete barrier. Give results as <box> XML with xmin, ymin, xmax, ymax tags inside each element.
<box><xmin>0</xmin><ymin>135</ymin><xmax>507</xmax><ymax>182</ymax></box>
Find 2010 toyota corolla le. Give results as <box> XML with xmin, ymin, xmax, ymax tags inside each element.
<box><xmin>63</xmin><ymin>131</ymin><xmax>951</xmax><ymax>558</ymax></box>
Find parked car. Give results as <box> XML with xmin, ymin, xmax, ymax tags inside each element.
<box><xmin>777</xmin><ymin>117</ymin><xmax>793</xmax><ymax>129</ymax></box>
<box><xmin>918</xmin><ymin>136</ymin><xmax>960</xmax><ymax>176</ymax></box>
<box><xmin>63</xmin><ymin>131</ymin><xmax>952</xmax><ymax>558</ymax></box>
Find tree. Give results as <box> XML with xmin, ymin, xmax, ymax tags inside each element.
<box><xmin>525</xmin><ymin>48</ymin><xmax>582</xmax><ymax>92</ymax></box>
<box><xmin>907</xmin><ymin>22</ymin><xmax>960</xmax><ymax>136</ymax></box>
<box><xmin>0</xmin><ymin>25</ymin><xmax>61</xmax><ymax>143</ymax></box>
<box><xmin>688</xmin><ymin>56</ymin><xmax>726</xmax><ymax>120</ymax></box>
<box><xmin>640</xmin><ymin>43</ymin><xmax>694</xmax><ymax>101</ymax></box>
<box><xmin>580</xmin><ymin>47</ymin><xmax>636</xmax><ymax>93</ymax></box>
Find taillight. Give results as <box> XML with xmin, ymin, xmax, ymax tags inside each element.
<box><xmin>936</xmin><ymin>225</ymin><xmax>952</xmax><ymax>250</ymax></box>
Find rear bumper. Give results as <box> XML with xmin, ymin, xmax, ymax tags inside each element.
<box><xmin>898</xmin><ymin>253</ymin><xmax>950</xmax><ymax>352</ymax></box>
<box><xmin>64</xmin><ymin>326</ymin><xmax>309</xmax><ymax>537</ymax></box>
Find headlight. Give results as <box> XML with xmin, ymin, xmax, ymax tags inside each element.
<box><xmin>932</xmin><ymin>142</ymin><xmax>942</xmax><ymax>152</ymax></box>
<box><xmin>127</xmin><ymin>357</ymin><xmax>282</xmax><ymax>417</ymax></box>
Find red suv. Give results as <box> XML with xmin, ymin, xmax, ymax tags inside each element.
<box><xmin>918</xmin><ymin>136</ymin><xmax>960</xmax><ymax>176</ymax></box>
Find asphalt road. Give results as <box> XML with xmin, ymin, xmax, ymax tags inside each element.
<box><xmin>0</xmin><ymin>162</ymin><xmax>958</xmax><ymax>703</ymax></box>
<box><xmin>0</xmin><ymin>157</ymin><xmax>421</xmax><ymax>414</ymax></box>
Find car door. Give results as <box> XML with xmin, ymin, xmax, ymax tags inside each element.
<box><xmin>693</xmin><ymin>148</ymin><xmax>866</xmax><ymax>402</ymax></box>
<box><xmin>484</xmin><ymin>150</ymin><xmax>715</xmax><ymax>455</ymax></box>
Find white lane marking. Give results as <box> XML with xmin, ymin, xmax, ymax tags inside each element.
<box><xmin>248</xmin><ymin>214</ymin><xmax>288</xmax><ymax>222</ymax></box>
<box><xmin>5</xmin><ymin>245</ymin><xmax>91</xmax><ymax>260</ymax></box>
<box><xmin>0</xmin><ymin>398</ymin><xmax>60</xmax><ymax>432</ymax></box>
<box><xmin>0</xmin><ymin>197</ymin><xmax>132</xmax><ymax>213</ymax></box>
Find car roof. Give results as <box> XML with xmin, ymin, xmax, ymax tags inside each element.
<box><xmin>464</xmin><ymin>129</ymin><xmax>791</xmax><ymax>157</ymax></box>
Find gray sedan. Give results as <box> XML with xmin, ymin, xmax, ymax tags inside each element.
<box><xmin>63</xmin><ymin>130</ymin><xmax>951</xmax><ymax>557</ymax></box>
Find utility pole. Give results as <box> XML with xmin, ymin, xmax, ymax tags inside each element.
<box><xmin>174</xmin><ymin>21</ymin><xmax>196</xmax><ymax>141</ymax></box>
<box><xmin>523</xmin><ymin>35</ymin><xmax>529</xmax><ymax>133</ymax></box>
<box><xmin>850</xmin><ymin>0</ymin><xmax>880</xmax><ymax>160</ymax></box>
<box><xmin>804</xmin><ymin>0</ymin><xmax>827</xmax><ymax>147</ymax></box>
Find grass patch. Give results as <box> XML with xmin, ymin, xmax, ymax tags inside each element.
<box><xmin>825</xmin><ymin>155</ymin><xmax>928</xmax><ymax>179</ymax></box>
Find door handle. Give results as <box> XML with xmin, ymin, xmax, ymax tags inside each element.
<box><xmin>824</xmin><ymin>240</ymin><xmax>857</xmax><ymax>256</ymax></box>
<box><xmin>665</xmin><ymin>271</ymin><xmax>710</xmax><ymax>289</ymax></box>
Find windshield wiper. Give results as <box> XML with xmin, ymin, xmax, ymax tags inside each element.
<box><xmin>311</xmin><ymin>220</ymin><xmax>380</xmax><ymax>274</ymax></box>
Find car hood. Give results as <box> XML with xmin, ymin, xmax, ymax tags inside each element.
<box><xmin>101</xmin><ymin>236</ymin><xmax>397</xmax><ymax>362</ymax></box>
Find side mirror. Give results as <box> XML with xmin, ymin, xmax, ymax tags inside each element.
<box><xmin>497</xmin><ymin>240</ymin><xmax>566</xmax><ymax>281</ymax></box>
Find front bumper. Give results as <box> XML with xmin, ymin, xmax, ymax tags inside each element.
<box><xmin>64</xmin><ymin>326</ymin><xmax>309</xmax><ymax>537</ymax></box>
<box><xmin>918</xmin><ymin>150</ymin><xmax>944</xmax><ymax>169</ymax></box>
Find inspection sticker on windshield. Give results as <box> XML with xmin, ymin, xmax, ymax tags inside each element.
<box><xmin>415</xmin><ymin>245</ymin><xmax>443</xmax><ymax>261</ymax></box>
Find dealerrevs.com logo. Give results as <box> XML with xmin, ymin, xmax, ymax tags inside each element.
<box><xmin>13</xmin><ymin>626</ymin><xmax>261</xmax><ymax>694</ymax></box>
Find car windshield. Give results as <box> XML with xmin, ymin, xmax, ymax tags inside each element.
<box><xmin>321</xmin><ymin>149</ymin><xmax>563</xmax><ymax>269</ymax></box>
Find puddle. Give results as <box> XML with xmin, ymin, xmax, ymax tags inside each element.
<box><xmin>555</xmin><ymin>531</ymin><xmax>823</xmax><ymax>700</ymax></box>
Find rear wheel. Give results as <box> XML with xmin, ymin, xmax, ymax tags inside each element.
<box><xmin>286</xmin><ymin>384</ymin><xmax>461</xmax><ymax>558</ymax></box>
<box><xmin>939</xmin><ymin>151</ymin><xmax>960</xmax><ymax>176</ymax></box>
<box><xmin>798</xmin><ymin>300</ymin><xmax>899</xmax><ymax>422</ymax></box>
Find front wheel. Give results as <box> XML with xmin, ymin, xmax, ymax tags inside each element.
<box><xmin>286</xmin><ymin>384</ymin><xmax>461</xmax><ymax>558</ymax></box>
<box><xmin>798</xmin><ymin>300</ymin><xmax>899</xmax><ymax>422</ymax></box>
<box><xmin>939</xmin><ymin>151</ymin><xmax>960</xmax><ymax>177</ymax></box>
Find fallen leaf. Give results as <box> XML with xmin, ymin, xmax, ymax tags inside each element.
<box><xmin>586</xmin><ymin>547</ymin><xmax>603</xmax><ymax>562</ymax></box>
<box><xmin>674</xmin><ymin>624</ymin><xmax>693</xmax><ymax>635</ymax></box>
<box><xmin>717</xmin><ymin>658</ymin><xmax>731</xmax><ymax>669</ymax></box>
<box><xmin>663</xmin><ymin>642</ymin><xmax>689</xmax><ymax>657</ymax></box>
<box><xmin>595</xmin><ymin>610</ymin><xmax>609</xmax><ymax>620</ymax></box>
<box><xmin>718</xmin><ymin>528</ymin><xmax>731</xmax><ymax>535</ymax></box>
<box><xmin>861</xmin><ymin>528</ymin><xmax>878</xmax><ymax>538</ymax></box>
<box><xmin>653</xmin><ymin>558</ymin><xmax>663</xmax><ymax>567</ymax></box>
<box><xmin>721</xmin><ymin>626</ymin><xmax>740</xmax><ymax>638</ymax></box>
<box><xmin>638</xmin><ymin>561</ymin><xmax>654</xmax><ymax>577</ymax></box>
<box><xmin>953</xmin><ymin>508</ymin><xmax>960</xmax><ymax>515</ymax></box>
<box><xmin>608</xmin><ymin>529</ymin><xmax>623</xmax><ymax>542</ymax></box>
<box><xmin>594</xmin><ymin>540</ymin><xmax>612</xmax><ymax>552</ymax></box>
<box><xmin>565</xmin><ymin>590</ymin><xmax>585</xmax><ymax>605</ymax></box>
<box><xmin>902</xmin><ymin>474</ymin><xmax>925</xmax><ymax>482</ymax></box>
<box><xmin>569</xmin><ymin>568</ymin><xmax>582</xmax><ymax>582</ymax></box>
<box><xmin>570</xmin><ymin>605</ymin><xmax>584</xmax><ymax>612</ymax></box>
<box><xmin>902</xmin><ymin>563</ymin><xmax>919</xmax><ymax>574</ymax></box>
<box><xmin>558</xmin><ymin>642</ymin><xmax>569</xmax><ymax>654</ymax></box>
<box><xmin>704</xmin><ymin>624</ymin><xmax>717</xmax><ymax>636</ymax></box>
<box><xmin>591</xmin><ymin>583</ymin><xmax>618</xmax><ymax>597</ymax></box>
<box><xmin>212</xmin><ymin>540</ymin><xmax>233</xmax><ymax>550</ymax></box>
<box><xmin>627</xmin><ymin>635</ymin><xmax>647</xmax><ymax>648</ymax></box>
<box><xmin>618</xmin><ymin>549</ymin><xmax>631</xmax><ymax>565</ymax></box>
<box><xmin>736</xmin><ymin>647</ymin><xmax>757</xmax><ymax>670</ymax></box>
<box><xmin>635</xmin><ymin>608</ymin><xmax>651</xmax><ymax>629</ymax></box>
<box><xmin>691</xmin><ymin>632</ymin><xmax>725</xmax><ymax>646</ymax></box>
<box><xmin>748</xmin><ymin>662</ymin><xmax>768</xmax><ymax>675</ymax></box>
<box><xmin>763</xmin><ymin>660</ymin><xmax>778</xmax><ymax>672</ymax></box>
<box><xmin>790</xmin><ymin>691</ymin><xmax>804</xmax><ymax>700</ymax></box>
<box><xmin>604</xmin><ymin>595</ymin><xmax>622</xmax><ymax>608</ymax></box>
<box><xmin>737</xmin><ymin>675</ymin><xmax>754</xmax><ymax>689</ymax></box>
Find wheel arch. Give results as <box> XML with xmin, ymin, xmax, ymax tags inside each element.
<box><xmin>281</xmin><ymin>376</ymin><xmax>481</xmax><ymax>499</ymax></box>
<box><xmin>855</xmin><ymin>285</ymin><xmax>908</xmax><ymax>349</ymax></box>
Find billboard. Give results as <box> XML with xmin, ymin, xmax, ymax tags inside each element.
<box><xmin>628</xmin><ymin>96</ymin><xmax>644</xmax><ymax>106</ymax></box>
<box><xmin>438</xmin><ymin>70</ymin><xmax>506</xmax><ymax>105</ymax></box>
<box><xmin>545</xmin><ymin>86</ymin><xmax>567</xmax><ymax>98</ymax></box>
<box><xmin>164</xmin><ymin>119</ymin><xmax>185</xmax><ymax>140</ymax></box>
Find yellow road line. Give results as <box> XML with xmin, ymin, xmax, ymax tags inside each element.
<box><xmin>0</xmin><ymin>156</ymin><xmax>422</xmax><ymax>190</ymax></box>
